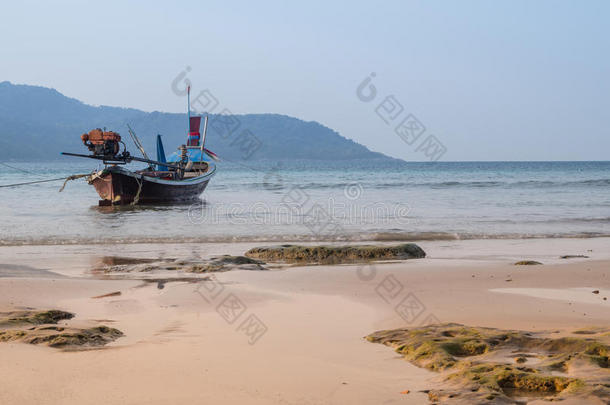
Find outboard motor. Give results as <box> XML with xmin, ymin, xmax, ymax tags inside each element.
<box><xmin>81</xmin><ymin>129</ymin><xmax>122</xmax><ymax>157</ymax></box>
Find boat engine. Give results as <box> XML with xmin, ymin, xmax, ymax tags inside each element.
<box><xmin>81</xmin><ymin>129</ymin><xmax>122</xmax><ymax>157</ymax></box>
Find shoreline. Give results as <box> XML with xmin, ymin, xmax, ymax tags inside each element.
<box><xmin>2</xmin><ymin>232</ymin><xmax>610</xmax><ymax>248</ymax></box>
<box><xmin>1</xmin><ymin>236</ymin><xmax>608</xmax><ymax>277</ymax></box>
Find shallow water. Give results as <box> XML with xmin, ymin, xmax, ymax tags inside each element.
<box><xmin>1</xmin><ymin>160</ymin><xmax>609</xmax><ymax>245</ymax></box>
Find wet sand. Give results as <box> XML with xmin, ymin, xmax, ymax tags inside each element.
<box><xmin>0</xmin><ymin>238</ymin><xmax>608</xmax><ymax>404</ymax></box>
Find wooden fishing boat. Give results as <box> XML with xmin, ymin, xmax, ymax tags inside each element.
<box><xmin>87</xmin><ymin>159</ymin><xmax>216</xmax><ymax>205</ymax></box>
<box><xmin>62</xmin><ymin>87</ymin><xmax>218</xmax><ymax>205</ymax></box>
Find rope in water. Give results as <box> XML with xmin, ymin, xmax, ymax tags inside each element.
<box><xmin>0</xmin><ymin>174</ymin><xmax>91</xmax><ymax>189</ymax></box>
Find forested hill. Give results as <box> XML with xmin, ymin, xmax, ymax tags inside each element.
<box><xmin>0</xmin><ymin>81</ymin><xmax>397</xmax><ymax>162</ymax></box>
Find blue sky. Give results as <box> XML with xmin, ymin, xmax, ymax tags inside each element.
<box><xmin>1</xmin><ymin>0</ymin><xmax>608</xmax><ymax>160</ymax></box>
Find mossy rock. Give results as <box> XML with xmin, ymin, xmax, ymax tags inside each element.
<box><xmin>0</xmin><ymin>308</ymin><xmax>123</xmax><ymax>349</ymax></box>
<box><xmin>212</xmin><ymin>255</ymin><xmax>263</xmax><ymax>265</ymax></box>
<box><xmin>0</xmin><ymin>325</ymin><xmax>123</xmax><ymax>348</ymax></box>
<box><xmin>366</xmin><ymin>323</ymin><xmax>609</xmax><ymax>403</ymax></box>
<box><xmin>367</xmin><ymin>324</ymin><xmax>491</xmax><ymax>371</ymax></box>
<box><xmin>0</xmin><ymin>330</ymin><xmax>27</xmax><ymax>342</ymax></box>
<box><xmin>0</xmin><ymin>310</ymin><xmax>74</xmax><ymax>327</ymax></box>
<box><xmin>245</xmin><ymin>243</ymin><xmax>426</xmax><ymax>264</ymax></box>
<box><xmin>442</xmin><ymin>339</ymin><xmax>489</xmax><ymax>357</ymax></box>
<box><xmin>189</xmin><ymin>255</ymin><xmax>266</xmax><ymax>273</ymax></box>
<box><xmin>447</xmin><ymin>362</ymin><xmax>580</xmax><ymax>395</ymax></box>
<box><xmin>495</xmin><ymin>369</ymin><xmax>576</xmax><ymax>393</ymax></box>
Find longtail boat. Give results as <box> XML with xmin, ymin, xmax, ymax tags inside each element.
<box><xmin>62</xmin><ymin>87</ymin><xmax>217</xmax><ymax>205</ymax></box>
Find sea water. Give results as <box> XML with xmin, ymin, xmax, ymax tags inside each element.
<box><xmin>0</xmin><ymin>160</ymin><xmax>608</xmax><ymax>245</ymax></box>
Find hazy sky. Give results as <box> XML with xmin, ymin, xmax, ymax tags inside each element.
<box><xmin>2</xmin><ymin>0</ymin><xmax>608</xmax><ymax>161</ymax></box>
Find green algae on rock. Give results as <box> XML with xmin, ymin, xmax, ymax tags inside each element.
<box><xmin>0</xmin><ymin>309</ymin><xmax>123</xmax><ymax>349</ymax></box>
<box><xmin>366</xmin><ymin>323</ymin><xmax>610</xmax><ymax>404</ymax></box>
<box><xmin>189</xmin><ymin>255</ymin><xmax>266</xmax><ymax>273</ymax></box>
<box><xmin>244</xmin><ymin>243</ymin><xmax>426</xmax><ymax>264</ymax></box>
<box><xmin>0</xmin><ymin>325</ymin><xmax>123</xmax><ymax>348</ymax></box>
<box><xmin>0</xmin><ymin>310</ymin><xmax>74</xmax><ymax>327</ymax></box>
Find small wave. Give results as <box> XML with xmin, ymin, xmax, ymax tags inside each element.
<box><xmin>471</xmin><ymin>217</ymin><xmax>610</xmax><ymax>225</ymax></box>
<box><xmin>369</xmin><ymin>231</ymin><xmax>610</xmax><ymax>241</ymax></box>
<box><xmin>2</xmin><ymin>231</ymin><xmax>610</xmax><ymax>247</ymax></box>
<box><xmin>231</xmin><ymin>178</ymin><xmax>610</xmax><ymax>191</ymax></box>
<box><xmin>538</xmin><ymin>217</ymin><xmax>610</xmax><ymax>224</ymax></box>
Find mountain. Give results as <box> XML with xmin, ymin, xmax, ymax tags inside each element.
<box><xmin>0</xmin><ymin>81</ymin><xmax>398</xmax><ymax>163</ymax></box>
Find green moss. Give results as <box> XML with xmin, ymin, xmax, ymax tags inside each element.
<box><xmin>367</xmin><ymin>326</ymin><xmax>495</xmax><ymax>371</ymax></box>
<box><xmin>495</xmin><ymin>370</ymin><xmax>575</xmax><ymax>393</ymax></box>
<box><xmin>0</xmin><ymin>330</ymin><xmax>26</xmax><ymax>341</ymax></box>
<box><xmin>442</xmin><ymin>339</ymin><xmax>488</xmax><ymax>357</ymax></box>
<box><xmin>366</xmin><ymin>323</ymin><xmax>609</xmax><ymax>403</ymax></box>
<box><xmin>6</xmin><ymin>325</ymin><xmax>123</xmax><ymax>348</ymax></box>
<box><xmin>245</xmin><ymin>243</ymin><xmax>426</xmax><ymax>264</ymax></box>
<box><xmin>29</xmin><ymin>310</ymin><xmax>74</xmax><ymax>324</ymax></box>
<box><xmin>446</xmin><ymin>362</ymin><xmax>581</xmax><ymax>397</ymax></box>
<box><xmin>410</xmin><ymin>341</ymin><xmax>457</xmax><ymax>371</ymax></box>
<box><xmin>0</xmin><ymin>310</ymin><xmax>123</xmax><ymax>350</ymax></box>
<box><xmin>0</xmin><ymin>310</ymin><xmax>74</xmax><ymax>327</ymax></box>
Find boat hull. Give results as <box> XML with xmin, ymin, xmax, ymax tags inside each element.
<box><xmin>89</xmin><ymin>166</ymin><xmax>214</xmax><ymax>205</ymax></box>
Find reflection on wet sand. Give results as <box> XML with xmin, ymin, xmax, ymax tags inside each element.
<box><xmin>491</xmin><ymin>287</ymin><xmax>609</xmax><ymax>305</ymax></box>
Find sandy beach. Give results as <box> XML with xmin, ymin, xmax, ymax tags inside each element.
<box><xmin>0</xmin><ymin>238</ymin><xmax>608</xmax><ymax>404</ymax></box>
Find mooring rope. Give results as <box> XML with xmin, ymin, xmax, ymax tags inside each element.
<box><xmin>58</xmin><ymin>173</ymin><xmax>91</xmax><ymax>192</ymax></box>
<box><xmin>131</xmin><ymin>175</ymin><xmax>143</xmax><ymax>205</ymax></box>
<box><xmin>0</xmin><ymin>173</ymin><xmax>91</xmax><ymax>189</ymax></box>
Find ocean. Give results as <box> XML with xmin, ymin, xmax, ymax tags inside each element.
<box><xmin>0</xmin><ymin>160</ymin><xmax>609</xmax><ymax>246</ymax></box>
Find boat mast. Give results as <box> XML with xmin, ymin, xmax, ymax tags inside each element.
<box><xmin>200</xmin><ymin>115</ymin><xmax>208</xmax><ymax>160</ymax></box>
<box><xmin>187</xmin><ymin>85</ymin><xmax>191</xmax><ymax>141</ymax></box>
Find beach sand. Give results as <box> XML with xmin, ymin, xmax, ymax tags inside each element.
<box><xmin>0</xmin><ymin>238</ymin><xmax>608</xmax><ymax>404</ymax></box>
